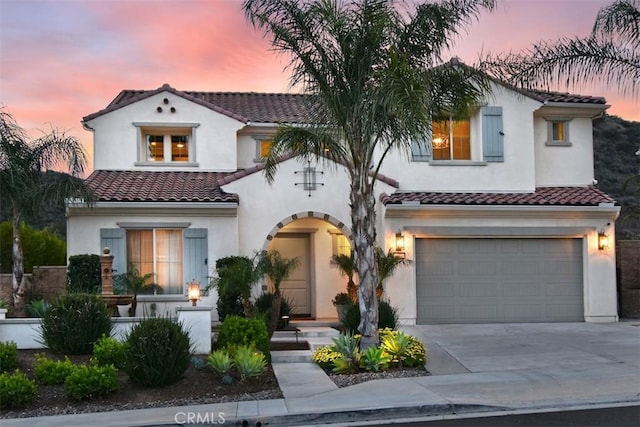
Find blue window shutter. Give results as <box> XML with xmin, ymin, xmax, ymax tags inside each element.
<box><xmin>482</xmin><ymin>106</ymin><xmax>504</xmax><ymax>162</ymax></box>
<box><xmin>100</xmin><ymin>228</ymin><xmax>126</xmax><ymax>275</ymax></box>
<box><xmin>411</xmin><ymin>138</ymin><xmax>432</xmax><ymax>161</ymax></box>
<box><xmin>183</xmin><ymin>228</ymin><xmax>208</xmax><ymax>290</ymax></box>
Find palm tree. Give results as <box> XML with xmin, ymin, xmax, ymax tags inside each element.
<box><xmin>375</xmin><ymin>247</ymin><xmax>405</xmax><ymax>300</ymax></box>
<box><xmin>332</xmin><ymin>252</ymin><xmax>357</xmax><ymax>303</ymax></box>
<box><xmin>243</xmin><ymin>0</ymin><xmax>494</xmax><ymax>348</ymax></box>
<box><xmin>488</xmin><ymin>0</ymin><xmax>640</xmax><ymax>97</ymax></box>
<box><xmin>257</xmin><ymin>250</ymin><xmax>300</xmax><ymax>337</ymax></box>
<box><xmin>0</xmin><ymin>108</ymin><xmax>94</xmax><ymax>308</ymax></box>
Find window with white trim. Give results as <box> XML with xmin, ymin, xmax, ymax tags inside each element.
<box><xmin>127</xmin><ymin>229</ymin><xmax>183</xmax><ymax>294</ymax></box>
<box><xmin>253</xmin><ymin>136</ymin><xmax>273</xmax><ymax>162</ymax></box>
<box><xmin>135</xmin><ymin>124</ymin><xmax>198</xmax><ymax>164</ymax></box>
<box><xmin>545</xmin><ymin>118</ymin><xmax>572</xmax><ymax>146</ymax></box>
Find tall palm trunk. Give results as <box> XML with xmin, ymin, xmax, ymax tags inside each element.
<box><xmin>11</xmin><ymin>213</ymin><xmax>25</xmax><ymax>308</ymax></box>
<box><xmin>351</xmin><ymin>169</ymin><xmax>379</xmax><ymax>349</ymax></box>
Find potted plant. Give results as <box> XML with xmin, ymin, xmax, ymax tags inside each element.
<box><xmin>332</xmin><ymin>292</ymin><xmax>353</xmax><ymax>323</ymax></box>
<box><xmin>113</xmin><ymin>265</ymin><xmax>163</xmax><ymax>316</ymax></box>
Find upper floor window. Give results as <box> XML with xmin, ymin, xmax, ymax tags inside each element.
<box><xmin>145</xmin><ymin>131</ymin><xmax>190</xmax><ymax>162</ymax></box>
<box><xmin>253</xmin><ymin>136</ymin><xmax>273</xmax><ymax>162</ymax></box>
<box><xmin>545</xmin><ymin>118</ymin><xmax>572</xmax><ymax>146</ymax></box>
<box><xmin>134</xmin><ymin>122</ymin><xmax>199</xmax><ymax>165</ymax></box>
<box><xmin>431</xmin><ymin>117</ymin><xmax>471</xmax><ymax>160</ymax></box>
<box><xmin>411</xmin><ymin>106</ymin><xmax>504</xmax><ymax>163</ymax></box>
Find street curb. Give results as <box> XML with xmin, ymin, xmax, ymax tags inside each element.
<box><xmin>233</xmin><ymin>403</ymin><xmax>506</xmax><ymax>426</ymax></box>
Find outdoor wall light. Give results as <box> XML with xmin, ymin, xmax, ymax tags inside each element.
<box><xmin>187</xmin><ymin>281</ymin><xmax>201</xmax><ymax>306</ymax></box>
<box><xmin>394</xmin><ymin>230</ymin><xmax>406</xmax><ymax>259</ymax></box>
<box><xmin>598</xmin><ymin>230</ymin><xmax>609</xmax><ymax>251</ymax></box>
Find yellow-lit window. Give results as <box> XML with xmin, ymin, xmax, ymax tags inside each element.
<box><xmin>431</xmin><ymin>118</ymin><xmax>470</xmax><ymax>160</ymax></box>
<box><xmin>171</xmin><ymin>135</ymin><xmax>189</xmax><ymax>162</ymax></box>
<box><xmin>260</xmin><ymin>140</ymin><xmax>272</xmax><ymax>158</ymax></box>
<box><xmin>147</xmin><ymin>135</ymin><xmax>164</xmax><ymax>161</ymax></box>
<box><xmin>552</xmin><ymin>122</ymin><xmax>565</xmax><ymax>141</ymax></box>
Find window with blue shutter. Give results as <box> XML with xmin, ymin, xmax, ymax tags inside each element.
<box><xmin>482</xmin><ymin>106</ymin><xmax>504</xmax><ymax>162</ymax></box>
<box><xmin>100</xmin><ymin>228</ymin><xmax>126</xmax><ymax>276</ymax></box>
<box><xmin>183</xmin><ymin>228</ymin><xmax>208</xmax><ymax>290</ymax></box>
<box><xmin>411</xmin><ymin>138</ymin><xmax>432</xmax><ymax>161</ymax></box>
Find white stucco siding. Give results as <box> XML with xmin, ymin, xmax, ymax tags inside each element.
<box><xmin>379</xmin><ymin>84</ymin><xmax>540</xmax><ymax>193</ymax></box>
<box><xmin>381</xmin><ymin>205</ymin><xmax>620</xmax><ymax>324</ymax></box>
<box><xmin>534</xmin><ymin>116</ymin><xmax>597</xmax><ymax>186</ymax></box>
<box><xmin>86</xmin><ymin>91</ymin><xmax>244</xmax><ymax>171</ymax></box>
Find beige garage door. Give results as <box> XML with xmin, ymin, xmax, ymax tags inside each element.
<box><xmin>416</xmin><ymin>238</ymin><xmax>584</xmax><ymax>324</ymax></box>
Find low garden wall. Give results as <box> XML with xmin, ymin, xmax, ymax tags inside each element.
<box><xmin>0</xmin><ymin>311</ymin><xmax>212</xmax><ymax>353</ymax></box>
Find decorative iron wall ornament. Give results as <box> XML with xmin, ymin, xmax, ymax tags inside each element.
<box><xmin>295</xmin><ymin>160</ymin><xmax>324</xmax><ymax>197</ymax></box>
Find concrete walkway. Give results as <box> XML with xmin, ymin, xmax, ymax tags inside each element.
<box><xmin>3</xmin><ymin>322</ymin><xmax>639</xmax><ymax>426</ymax></box>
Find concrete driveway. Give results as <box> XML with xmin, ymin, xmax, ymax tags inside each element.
<box><xmin>401</xmin><ymin>321</ymin><xmax>640</xmax><ymax>409</ymax></box>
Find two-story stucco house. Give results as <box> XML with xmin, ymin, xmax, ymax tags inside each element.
<box><xmin>67</xmin><ymin>82</ymin><xmax>620</xmax><ymax>324</ymax></box>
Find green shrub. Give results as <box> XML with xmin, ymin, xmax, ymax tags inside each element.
<box><xmin>25</xmin><ymin>299</ymin><xmax>50</xmax><ymax>318</ymax></box>
<box><xmin>312</xmin><ymin>346</ymin><xmax>341</xmax><ymax>370</ymax></box>
<box><xmin>359</xmin><ymin>346</ymin><xmax>391</xmax><ymax>372</ymax></box>
<box><xmin>213</xmin><ymin>256</ymin><xmax>256</xmax><ymax>320</ymax></box>
<box><xmin>216</xmin><ymin>291</ymin><xmax>244</xmax><ymax>322</ymax></box>
<box><xmin>64</xmin><ymin>364</ymin><xmax>119</xmax><ymax>400</ymax></box>
<box><xmin>233</xmin><ymin>345</ymin><xmax>267</xmax><ymax>380</ymax></box>
<box><xmin>34</xmin><ymin>353</ymin><xmax>77</xmax><ymax>385</ymax></box>
<box><xmin>215</xmin><ymin>315</ymin><xmax>270</xmax><ymax>361</ymax></box>
<box><xmin>0</xmin><ymin>221</ymin><xmax>66</xmax><ymax>275</ymax></box>
<box><xmin>40</xmin><ymin>293</ymin><xmax>112</xmax><ymax>354</ymax></box>
<box><xmin>207</xmin><ymin>350</ymin><xmax>234</xmax><ymax>374</ymax></box>
<box><xmin>0</xmin><ymin>370</ymin><xmax>37</xmax><ymax>409</ymax></box>
<box><xmin>331</xmin><ymin>332</ymin><xmax>361</xmax><ymax>374</ymax></box>
<box><xmin>379</xmin><ymin>328</ymin><xmax>426</xmax><ymax>368</ymax></box>
<box><xmin>66</xmin><ymin>254</ymin><xmax>101</xmax><ymax>294</ymax></box>
<box><xmin>253</xmin><ymin>292</ymin><xmax>293</xmax><ymax>329</ymax></box>
<box><xmin>342</xmin><ymin>300</ymin><xmax>399</xmax><ymax>333</ymax></box>
<box><xmin>0</xmin><ymin>341</ymin><xmax>19</xmax><ymax>373</ymax></box>
<box><xmin>92</xmin><ymin>336</ymin><xmax>126</xmax><ymax>369</ymax></box>
<box><xmin>124</xmin><ymin>317</ymin><xmax>192</xmax><ymax>387</ymax></box>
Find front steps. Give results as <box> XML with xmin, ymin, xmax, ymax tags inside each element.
<box><xmin>271</xmin><ymin>325</ymin><xmax>339</xmax><ymax>363</ymax></box>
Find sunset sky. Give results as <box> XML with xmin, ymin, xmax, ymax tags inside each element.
<box><xmin>1</xmin><ymin>0</ymin><xmax>638</xmax><ymax>173</ymax></box>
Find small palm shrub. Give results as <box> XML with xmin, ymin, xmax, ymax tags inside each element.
<box><xmin>64</xmin><ymin>364</ymin><xmax>119</xmax><ymax>400</ymax></box>
<box><xmin>233</xmin><ymin>345</ymin><xmax>267</xmax><ymax>380</ymax></box>
<box><xmin>40</xmin><ymin>293</ymin><xmax>112</xmax><ymax>355</ymax></box>
<box><xmin>92</xmin><ymin>336</ymin><xmax>126</xmax><ymax>369</ymax></box>
<box><xmin>215</xmin><ymin>315</ymin><xmax>270</xmax><ymax>361</ymax></box>
<box><xmin>208</xmin><ymin>349</ymin><xmax>234</xmax><ymax>374</ymax></box>
<box><xmin>124</xmin><ymin>317</ymin><xmax>192</xmax><ymax>387</ymax></box>
<box><xmin>0</xmin><ymin>341</ymin><xmax>19</xmax><ymax>373</ymax></box>
<box><xmin>34</xmin><ymin>353</ymin><xmax>77</xmax><ymax>385</ymax></box>
<box><xmin>0</xmin><ymin>370</ymin><xmax>37</xmax><ymax>409</ymax></box>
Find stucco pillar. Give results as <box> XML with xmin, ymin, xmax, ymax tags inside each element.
<box><xmin>176</xmin><ymin>306</ymin><xmax>212</xmax><ymax>354</ymax></box>
<box><xmin>100</xmin><ymin>247</ymin><xmax>114</xmax><ymax>295</ymax></box>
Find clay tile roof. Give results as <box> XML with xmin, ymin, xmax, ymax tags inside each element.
<box><xmin>83</xmin><ymin>84</ymin><xmax>315</xmax><ymax>124</ymax></box>
<box><xmin>523</xmin><ymin>89</ymin><xmax>607</xmax><ymax>105</ymax></box>
<box><xmin>380</xmin><ymin>187</ymin><xmax>616</xmax><ymax>207</ymax></box>
<box><xmin>86</xmin><ymin>170</ymin><xmax>239</xmax><ymax>203</ymax></box>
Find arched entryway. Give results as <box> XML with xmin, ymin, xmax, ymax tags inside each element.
<box><xmin>262</xmin><ymin>211</ymin><xmax>351</xmax><ymax>319</ymax></box>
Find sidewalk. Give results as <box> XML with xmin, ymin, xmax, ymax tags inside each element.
<box><xmin>3</xmin><ymin>322</ymin><xmax>639</xmax><ymax>426</ymax></box>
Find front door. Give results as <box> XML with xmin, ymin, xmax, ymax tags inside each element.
<box><xmin>272</xmin><ymin>233</ymin><xmax>312</xmax><ymax>316</ymax></box>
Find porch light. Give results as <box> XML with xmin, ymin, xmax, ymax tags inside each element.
<box><xmin>188</xmin><ymin>281</ymin><xmax>201</xmax><ymax>306</ymax></box>
<box><xmin>394</xmin><ymin>230</ymin><xmax>406</xmax><ymax>259</ymax></box>
<box><xmin>597</xmin><ymin>230</ymin><xmax>609</xmax><ymax>251</ymax></box>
